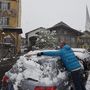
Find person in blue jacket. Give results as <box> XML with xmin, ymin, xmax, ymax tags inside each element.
<box><xmin>37</xmin><ymin>41</ymin><xmax>86</xmax><ymax>90</ymax></box>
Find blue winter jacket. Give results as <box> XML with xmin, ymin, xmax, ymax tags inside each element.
<box><xmin>42</xmin><ymin>45</ymin><xmax>81</xmax><ymax>72</ymax></box>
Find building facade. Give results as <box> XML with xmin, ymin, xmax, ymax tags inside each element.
<box><xmin>0</xmin><ymin>0</ymin><xmax>21</xmax><ymax>27</ymax></box>
<box><xmin>26</xmin><ymin>22</ymin><xmax>82</xmax><ymax>50</ymax></box>
<box><xmin>78</xmin><ymin>31</ymin><xmax>90</xmax><ymax>50</ymax></box>
<box><xmin>25</xmin><ymin>27</ymin><xmax>47</xmax><ymax>50</ymax></box>
<box><xmin>0</xmin><ymin>0</ymin><xmax>22</xmax><ymax>54</ymax></box>
<box><xmin>48</xmin><ymin>21</ymin><xmax>82</xmax><ymax>48</ymax></box>
<box><xmin>78</xmin><ymin>6</ymin><xmax>90</xmax><ymax>50</ymax></box>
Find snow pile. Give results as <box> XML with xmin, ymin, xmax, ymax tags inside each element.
<box><xmin>5</xmin><ymin>51</ymin><xmax>67</xmax><ymax>89</ymax></box>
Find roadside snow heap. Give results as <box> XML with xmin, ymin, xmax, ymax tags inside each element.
<box><xmin>3</xmin><ymin>50</ymin><xmax>67</xmax><ymax>90</ymax></box>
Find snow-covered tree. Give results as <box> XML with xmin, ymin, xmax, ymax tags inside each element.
<box><xmin>35</xmin><ymin>30</ymin><xmax>58</xmax><ymax>49</ymax></box>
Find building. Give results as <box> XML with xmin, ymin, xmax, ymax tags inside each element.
<box><xmin>20</xmin><ymin>37</ymin><xmax>27</xmax><ymax>53</ymax></box>
<box><xmin>85</xmin><ymin>6</ymin><xmax>90</xmax><ymax>32</ymax></box>
<box><xmin>26</xmin><ymin>22</ymin><xmax>82</xmax><ymax>49</ymax></box>
<box><xmin>78</xmin><ymin>6</ymin><xmax>90</xmax><ymax>50</ymax></box>
<box><xmin>25</xmin><ymin>27</ymin><xmax>47</xmax><ymax>50</ymax></box>
<box><xmin>48</xmin><ymin>21</ymin><xmax>82</xmax><ymax>47</ymax></box>
<box><xmin>78</xmin><ymin>31</ymin><xmax>90</xmax><ymax>50</ymax></box>
<box><xmin>0</xmin><ymin>0</ymin><xmax>22</xmax><ymax>54</ymax></box>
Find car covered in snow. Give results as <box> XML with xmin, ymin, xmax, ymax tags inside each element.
<box><xmin>72</xmin><ymin>48</ymin><xmax>90</xmax><ymax>70</ymax></box>
<box><xmin>2</xmin><ymin>48</ymin><xmax>89</xmax><ymax>90</ymax></box>
<box><xmin>1</xmin><ymin>50</ymin><xmax>77</xmax><ymax>90</ymax></box>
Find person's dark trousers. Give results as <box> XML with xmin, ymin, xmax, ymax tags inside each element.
<box><xmin>0</xmin><ymin>81</ymin><xmax>2</xmax><ymax>89</ymax></box>
<box><xmin>71</xmin><ymin>69</ymin><xmax>86</xmax><ymax>90</ymax></box>
<box><xmin>7</xmin><ymin>81</ymin><xmax>14</xmax><ymax>90</ymax></box>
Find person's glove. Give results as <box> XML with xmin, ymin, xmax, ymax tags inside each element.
<box><xmin>37</xmin><ymin>52</ymin><xmax>43</xmax><ymax>56</ymax></box>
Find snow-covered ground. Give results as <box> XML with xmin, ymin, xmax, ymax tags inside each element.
<box><xmin>3</xmin><ymin>50</ymin><xmax>90</xmax><ymax>90</ymax></box>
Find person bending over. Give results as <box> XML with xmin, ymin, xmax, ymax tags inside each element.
<box><xmin>37</xmin><ymin>41</ymin><xmax>86</xmax><ymax>90</ymax></box>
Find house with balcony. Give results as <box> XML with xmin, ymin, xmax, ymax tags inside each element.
<box><xmin>48</xmin><ymin>21</ymin><xmax>82</xmax><ymax>48</ymax></box>
<box><xmin>0</xmin><ymin>0</ymin><xmax>22</xmax><ymax>54</ymax></box>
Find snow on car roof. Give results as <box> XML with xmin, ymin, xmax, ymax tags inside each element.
<box><xmin>72</xmin><ymin>48</ymin><xmax>87</xmax><ymax>52</ymax></box>
<box><xmin>72</xmin><ymin>48</ymin><xmax>90</xmax><ymax>60</ymax></box>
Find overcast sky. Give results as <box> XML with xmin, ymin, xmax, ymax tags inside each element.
<box><xmin>21</xmin><ymin>0</ymin><xmax>90</xmax><ymax>37</ymax></box>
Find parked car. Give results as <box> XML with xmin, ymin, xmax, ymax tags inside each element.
<box><xmin>72</xmin><ymin>48</ymin><xmax>90</xmax><ymax>70</ymax></box>
<box><xmin>1</xmin><ymin>49</ymin><xmax>88</xmax><ymax>90</ymax></box>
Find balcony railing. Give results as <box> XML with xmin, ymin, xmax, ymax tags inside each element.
<box><xmin>0</xmin><ymin>9</ymin><xmax>17</xmax><ymax>17</ymax></box>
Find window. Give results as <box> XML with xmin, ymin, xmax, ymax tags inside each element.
<box><xmin>0</xmin><ymin>17</ymin><xmax>9</xmax><ymax>26</ymax></box>
<box><xmin>71</xmin><ymin>36</ymin><xmax>75</xmax><ymax>42</ymax></box>
<box><xmin>1</xmin><ymin>2</ymin><xmax>10</xmax><ymax>10</ymax></box>
<box><xmin>64</xmin><ymin>31</ymin><xmax>67</xmax><ymax>34</ymax></box>
<box><xmin>4</xmin><ymin>35</ymin><xmax>13</xmax><ymax>44</ymax></box>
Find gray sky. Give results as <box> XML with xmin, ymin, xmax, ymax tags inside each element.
<box><xmin>21</xmin><ymin>0</ymin><xmax>90</xmax><ymax>37</ymax></box>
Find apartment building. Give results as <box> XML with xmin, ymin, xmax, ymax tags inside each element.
<box><xmin>0</xmin><ymin>0</ymin><xmax>22</xmax><ymax>54</ymax></box>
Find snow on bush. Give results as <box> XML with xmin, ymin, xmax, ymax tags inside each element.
<box><xmin>35</xmin><ymin>30</ymin><xmax>58</xmax><ymax>49</ymax></box>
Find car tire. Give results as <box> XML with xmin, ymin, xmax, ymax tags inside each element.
<box><xmin>68</xmin><ymin>83</ymin><xmax>75</xmax><ymax>90</ymax></box>
<box><xmin>87</xmin><ymin>63</ymin><xmax>90</xmax><ymax>70</ymax></box>
<box><xmin>70</xmin><ymin>87</ymin><xmax>74</xmax><ymax>90</ymax></box>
